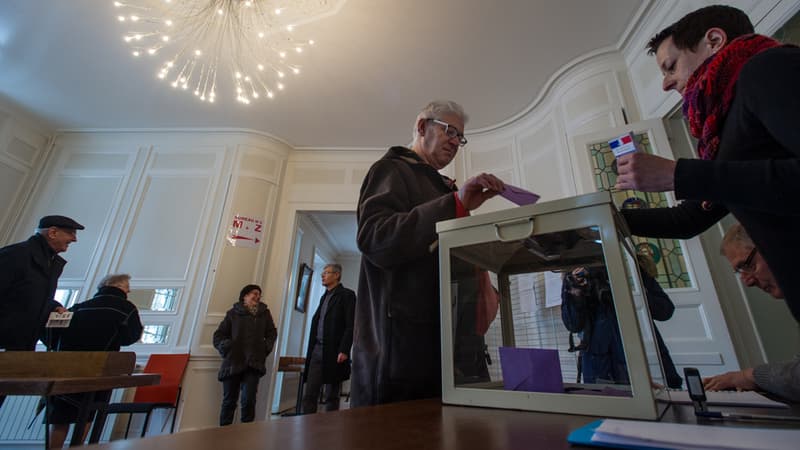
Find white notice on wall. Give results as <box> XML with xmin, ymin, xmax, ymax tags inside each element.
<box><xmin>544</xmin><ymin>271</ymin><xmax>563</xmax><ymax>308</ymax></box>
<box><xmin>517</xmin><ymin>273</ymin><xmax>536</xmax><ymax>313</ymax></box>
<box><xmin>226</xmin><ymin>214</ymin><xmax>264</xmax><ymax>248</ymax></box>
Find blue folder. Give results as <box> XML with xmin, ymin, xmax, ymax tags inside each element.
<box><xmin>567</xmin><ymin>420</ymin><xmax>673</xmax><ymax>450</ymax></box>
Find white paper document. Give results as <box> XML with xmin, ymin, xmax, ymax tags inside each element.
<box><xmin>544</xmin><ymin>271</ymin><xmax>563</xmax><ymax>308</ymax></box>
<box><xmin>668</xmin><ymin>389</ymin><xmax>788</xmax><ymax>409</ymax></box>
<box><xmin>593</xmin><ymin>419</ymin><xmax>800</xmax><ymax>450</ymax></box>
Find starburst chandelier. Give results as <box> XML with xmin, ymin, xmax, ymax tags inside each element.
<box><xmin>112</xmin><ymin>0</ymin><xmax>344</xmax><ymax>104</ymax></box>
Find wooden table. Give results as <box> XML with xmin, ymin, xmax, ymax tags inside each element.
<box><xmin>0</xmin><ymin>352</ymin><xmax>160</xmax><ymax>447</ymax></box>
<box><xmin>86</xmin><ymin>398</ymin><xmax>800</xmax><ymax>450</ymax></box>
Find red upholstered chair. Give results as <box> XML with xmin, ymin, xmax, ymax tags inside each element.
<box><xmin>105</xmin><ymin>353</ymin><xmax>190</xmax><ymax>438</ymax></box>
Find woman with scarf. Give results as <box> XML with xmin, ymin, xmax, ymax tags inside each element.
<box><xmin>213</xmin><ymin>284</ymin><xmax>277</xmax><ymax>426</ymax></box>
<box><xmin>614</xmin><ymin>5</ymin><xmax>800</xmax><ymax>322</ymax></box>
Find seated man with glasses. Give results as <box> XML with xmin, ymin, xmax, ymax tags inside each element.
<box><xmin>351</xmin><ymin>100</ymin><xmax>505</xmax><ymax>407</ymax></box>
<box><xmin>704</xmin><ymin>223</ymin><xmax>800</xmax><ymax>402</ymax></box>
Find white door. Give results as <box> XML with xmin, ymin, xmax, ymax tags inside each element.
<box><xmin>569</xmin><ymin>119</ymin><xmax>740</xmax><ymax>378</ymax></box>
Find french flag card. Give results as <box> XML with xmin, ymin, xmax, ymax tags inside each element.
<box><xmin>608</xmin><ymin>132</ymin><xmax>638</xmax><ymax>158</ymax></box>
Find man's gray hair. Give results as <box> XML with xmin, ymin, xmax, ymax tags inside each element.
<box><xmin>325</xmin><ymin>263</ymin><xmax>342</xmax><ymax>275</ymax></box>
<box><xmin>720</xmin><ymin>223</ymin><xmax>755</xmax><ymax>256</ymax></box>
<box><xmin>98</xmin><ymin>273</ymin><xmax>131</xmax><ymax>291</ymax></box>
<box><xmin>411</xmin><ymin>100</ymin><xmax>469</xmax><ymax>142</ymax></box>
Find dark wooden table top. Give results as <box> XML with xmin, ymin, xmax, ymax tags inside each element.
<box><xmin>87</xmin><ymin>397</ymin><xmax>800</xmax><ymax>450</ymax></box>
<box><xmin>0</xmin><ymin>373</ymin><xmax>161</xmax><ymax>396</ymax></box>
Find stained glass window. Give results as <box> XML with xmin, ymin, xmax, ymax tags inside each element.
<box><xmin>587</xmin><ymin>133</ymin><xmax>691</xmax><ymax>288</ymax></box>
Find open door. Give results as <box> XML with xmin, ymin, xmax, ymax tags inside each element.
<box><xmin>570</xmin><ymin>119</ymin><xmax>740</xmax><ymax>377</ymax></box>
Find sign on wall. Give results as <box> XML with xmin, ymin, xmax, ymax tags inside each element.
<box><xmin>226</xmin><ymin>214</ymin><xmax>264</xmax><ymax>248</ymax></box>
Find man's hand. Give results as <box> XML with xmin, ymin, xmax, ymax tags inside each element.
<box><xmin>703</xmin><ymin>368</ymin><xmax>757</xmax><ymax>391</ymax></box>
<box><xmin>615</xmin><ymin>153</ymin><xmax>676</xmax><ymax>192</ymax></box>
<box><xmin>54</xmin><ymin>306</ymin><xmax>68</xmax><ymax>314</ymax></box>
<box><xmin>337</xmin><ymin>352</ymin><xmax>348</xmax><ymax>363</ymax></box>
<box><xmin>458</xmin><ymin>173</ymin><xmax>505</xmax><ymax>210</ymax></box>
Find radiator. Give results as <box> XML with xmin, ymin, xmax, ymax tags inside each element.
<box><xmin>0</xmin><ymin>395</ymin><xmax>46</xmax><ymax>443</ymax></box>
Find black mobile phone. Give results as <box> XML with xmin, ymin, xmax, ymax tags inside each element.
<box><xmin>684</xmin><ymin>367</ymin><xmax>706</xmax><ymax>402</ymax></box>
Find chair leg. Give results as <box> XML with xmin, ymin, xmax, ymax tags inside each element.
<box><xmin>124</xmin><ymin>414</ymin><xmax>133</xmax><ymax>439</ymax></box>
<box><xmin>141</xmin><ymin>411</ymin><xmax>152</xmax><ymax>438</ymax></box>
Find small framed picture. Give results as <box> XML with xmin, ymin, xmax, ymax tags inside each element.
<box><xmin>295</xmin><ymin>263</ymin><xmax>313</xmax><ymax>313</ymax></box>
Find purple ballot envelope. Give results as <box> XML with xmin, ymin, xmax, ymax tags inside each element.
<box><xmin>500</xmin><ymin>184</ymin><xmax>541</xmax><ymax>206</ymax></box>
<box><xmin>499</xmin><ymin>347</ymin><xmax>564</xmax><ymax>393</ymax></box>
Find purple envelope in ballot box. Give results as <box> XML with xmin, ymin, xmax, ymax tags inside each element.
<box><xmin>499</xmin><ymin>347</ymin><xmax>564</xmax><ymax>393</ymax></box>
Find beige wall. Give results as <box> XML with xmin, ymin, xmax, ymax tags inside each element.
<box><xmin>3</xmin><ymin>0</ymin><xmax>799</xmax><ymax>442</ymax></box>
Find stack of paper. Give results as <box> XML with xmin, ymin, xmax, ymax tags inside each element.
<box><xmin>668</xmin><ymin>390</ymin><xmax>789</xmax><ymax>409</ymax></box>
<box><xmin>568</xmin><ymin>419</ymin><xmax>800</xmax><ymax>449</ymax></box>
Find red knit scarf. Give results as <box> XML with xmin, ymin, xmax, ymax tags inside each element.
<box><xmin>682</xmin><ymin>34</ymin><xmax>785</xmax><ymax>161</ymax></box>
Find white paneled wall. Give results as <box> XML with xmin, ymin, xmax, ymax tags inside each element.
<box><xmin>4</xmin><ymin>2</ymin><xmax>798</xmax><ymax>444</ymax></box>
<box><xmin>0</xmin><ymin>110</ymin><xmax>51</xmax><ymax>245</ymax></box>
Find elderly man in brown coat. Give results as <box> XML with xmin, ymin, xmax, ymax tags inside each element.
<box><xmin>351</xmin><ymin>100</ymin><xmax>504</xmax><ymax>407</ymax></box>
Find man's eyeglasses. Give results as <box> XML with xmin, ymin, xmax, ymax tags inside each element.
<box><xmin>321</xmin><ymin>271</ymin><xmax>336</xmax><ymax>276</ymax></box>
<box><xmin>428</xmin><ymin>119</ymin><xmax>468</xmax><ymax>147</ymax></box>
<box><xmin>734</xmin><ymin>247</ymin><xmax>758</xmax><ymax>274</ymax></box>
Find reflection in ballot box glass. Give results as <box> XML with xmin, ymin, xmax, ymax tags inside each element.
<box><xmin>436</xmin><ymin>192</ymin><xmax>669</xmax><ymax>420</ymax></box>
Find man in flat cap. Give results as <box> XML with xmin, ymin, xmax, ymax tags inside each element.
<box><xmin>0</xmin><ymin>215</ymin><xmax>84</xmax><ymax>351</ymax></box>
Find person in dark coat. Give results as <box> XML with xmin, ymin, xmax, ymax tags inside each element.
<box><xmin>301</xmin><ymin>264</ymin><xmax>356</xmax><ymax>414</ymax></box>
<box><xmin>0</xmin><ymin>215</ymin><xmax>83</xmax><ymax>351</ymax></box>
<box><xmin>615</xmin><ymin>5</ymin><xmax>800</xmax><ymax>321</ymax></box>
<box><xmin>351</xmin><ymin>100</ymin><xmax>505</xmax><ymax>407</ymax></box>
<box><xmin>44</xmin><ymin>273</ymin><xmax>143</xmax><ymax>449</ymax></box>
<box><xmin>561</xmin><ymin>264</ymin><xmax>682</xmax><ymax>388</ymax></box>
<box><xmin>213</xmin><ymin>284</ymin><xmax>277</xmax><ymax>425</ymax></box>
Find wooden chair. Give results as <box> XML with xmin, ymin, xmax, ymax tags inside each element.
<box><xmin>103</xmin><ymin>353</ymin><xmax>190</xmax><ymax>438</ymax></box>
<box><xmin>277</xmin><ymin>356</ymin><xmax>305</xmax><ymax>415</ymax></box>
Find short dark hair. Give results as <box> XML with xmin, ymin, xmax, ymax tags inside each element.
<box><xmin>239</xmin><ymin>284</ymin><xmax>261</xmax><ymax>302</ymax></box>
<box><xmin>646</xmin><ymin>5</ymin><xmax>754</xmax><ymax>55</ymax></box>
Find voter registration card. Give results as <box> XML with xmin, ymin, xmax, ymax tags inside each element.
<box><xmin>608</xmin><ymin>132</ymin><xmax>639</xmax><ymax>158</ymax></box>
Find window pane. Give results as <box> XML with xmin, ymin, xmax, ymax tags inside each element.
<box><xmin>140</xmin><ymin>325</ymin><xmax>171</xmax><ymax>344</ymax></box>
<box><xmin>54</xmin><ymin>289</ymin><xmax>81</xmax><ymax>308</ymax></box>
<box><xmin>128</xmin><ymin>288</ymin><xmax>179</xmax><ymax>312</ymax></box>
<box><xmin>588</xmin><ymin>133</ymin><xmax>692</xmax><ymax>288</ymax></box>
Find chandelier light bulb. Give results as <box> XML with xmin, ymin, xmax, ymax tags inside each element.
<box><xmin>113</xmin><ymin>0</ymin><xmax>343</xmax><ymax>104</ymax></box>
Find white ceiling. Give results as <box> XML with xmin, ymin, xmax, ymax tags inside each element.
<box><xmin>0</xmin><ymin>0</ymin><xmax>643</xmax><ymax>149</ymax></box>
<box><xmin>307</xmin><ymin>211</ymin><xmax>358</xmax><ymax>257</ymax></box>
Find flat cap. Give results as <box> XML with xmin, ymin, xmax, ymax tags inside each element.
<box><xmin>38</xmin><ymin>215</ymin><xmax>85</xmax><ymax>230</ymax></box>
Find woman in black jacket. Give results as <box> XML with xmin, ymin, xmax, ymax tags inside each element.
<box><xmin>213</xmin><ymin>284</ymin><xmax>277</xmax><ymax>425</ymax></box>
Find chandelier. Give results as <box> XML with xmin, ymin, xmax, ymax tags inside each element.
<box><xmin>112</xmin><ymin>0</ymin><xmax>344</xmax><ymax>104</ymax></box>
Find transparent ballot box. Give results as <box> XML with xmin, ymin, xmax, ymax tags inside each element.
<box><xmin>435</xmin><ymin>192</ymin><xmax>669</xmax><ymax>419</ymax></box>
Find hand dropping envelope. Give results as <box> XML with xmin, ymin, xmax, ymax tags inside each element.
<box><xmin>499</xmin><ymin>347</ymin><xmax>564</xmax><ymax>393</ymax></box>
<box><xmin>500</xmin><ymin>184</ymin><xmax>540</xmax><ymax>206</ymax></box>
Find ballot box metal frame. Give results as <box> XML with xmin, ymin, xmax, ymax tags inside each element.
<box><xmin>435</xmin><ymin>191</ymin><xmax>668</xmax><ymax>420</ymax></box>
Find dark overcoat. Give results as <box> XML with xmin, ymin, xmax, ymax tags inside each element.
<box><xmin>303</xmin><ymin>283</ymin><xmax>356</xmax><ymax>383</ymax></box>
<box><xmin>213</xmin><ymin>301</ymin><xmax>277</xmax><ymax>381</ymax></box>
<box><xmin>351</xmin><ymin>146</ymin><xmax>459</xmax><ymax>406</ymax></box>
<box><xmin>0</xmin><ymin>234</ymin><xmax>64</xmax><ymax>350</ymax></box>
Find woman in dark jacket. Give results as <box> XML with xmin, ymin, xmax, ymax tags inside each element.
<box><xmin>213</xmin><ymin>284</ymin><xmax>277</xmax><ymax>425</ymax></box>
